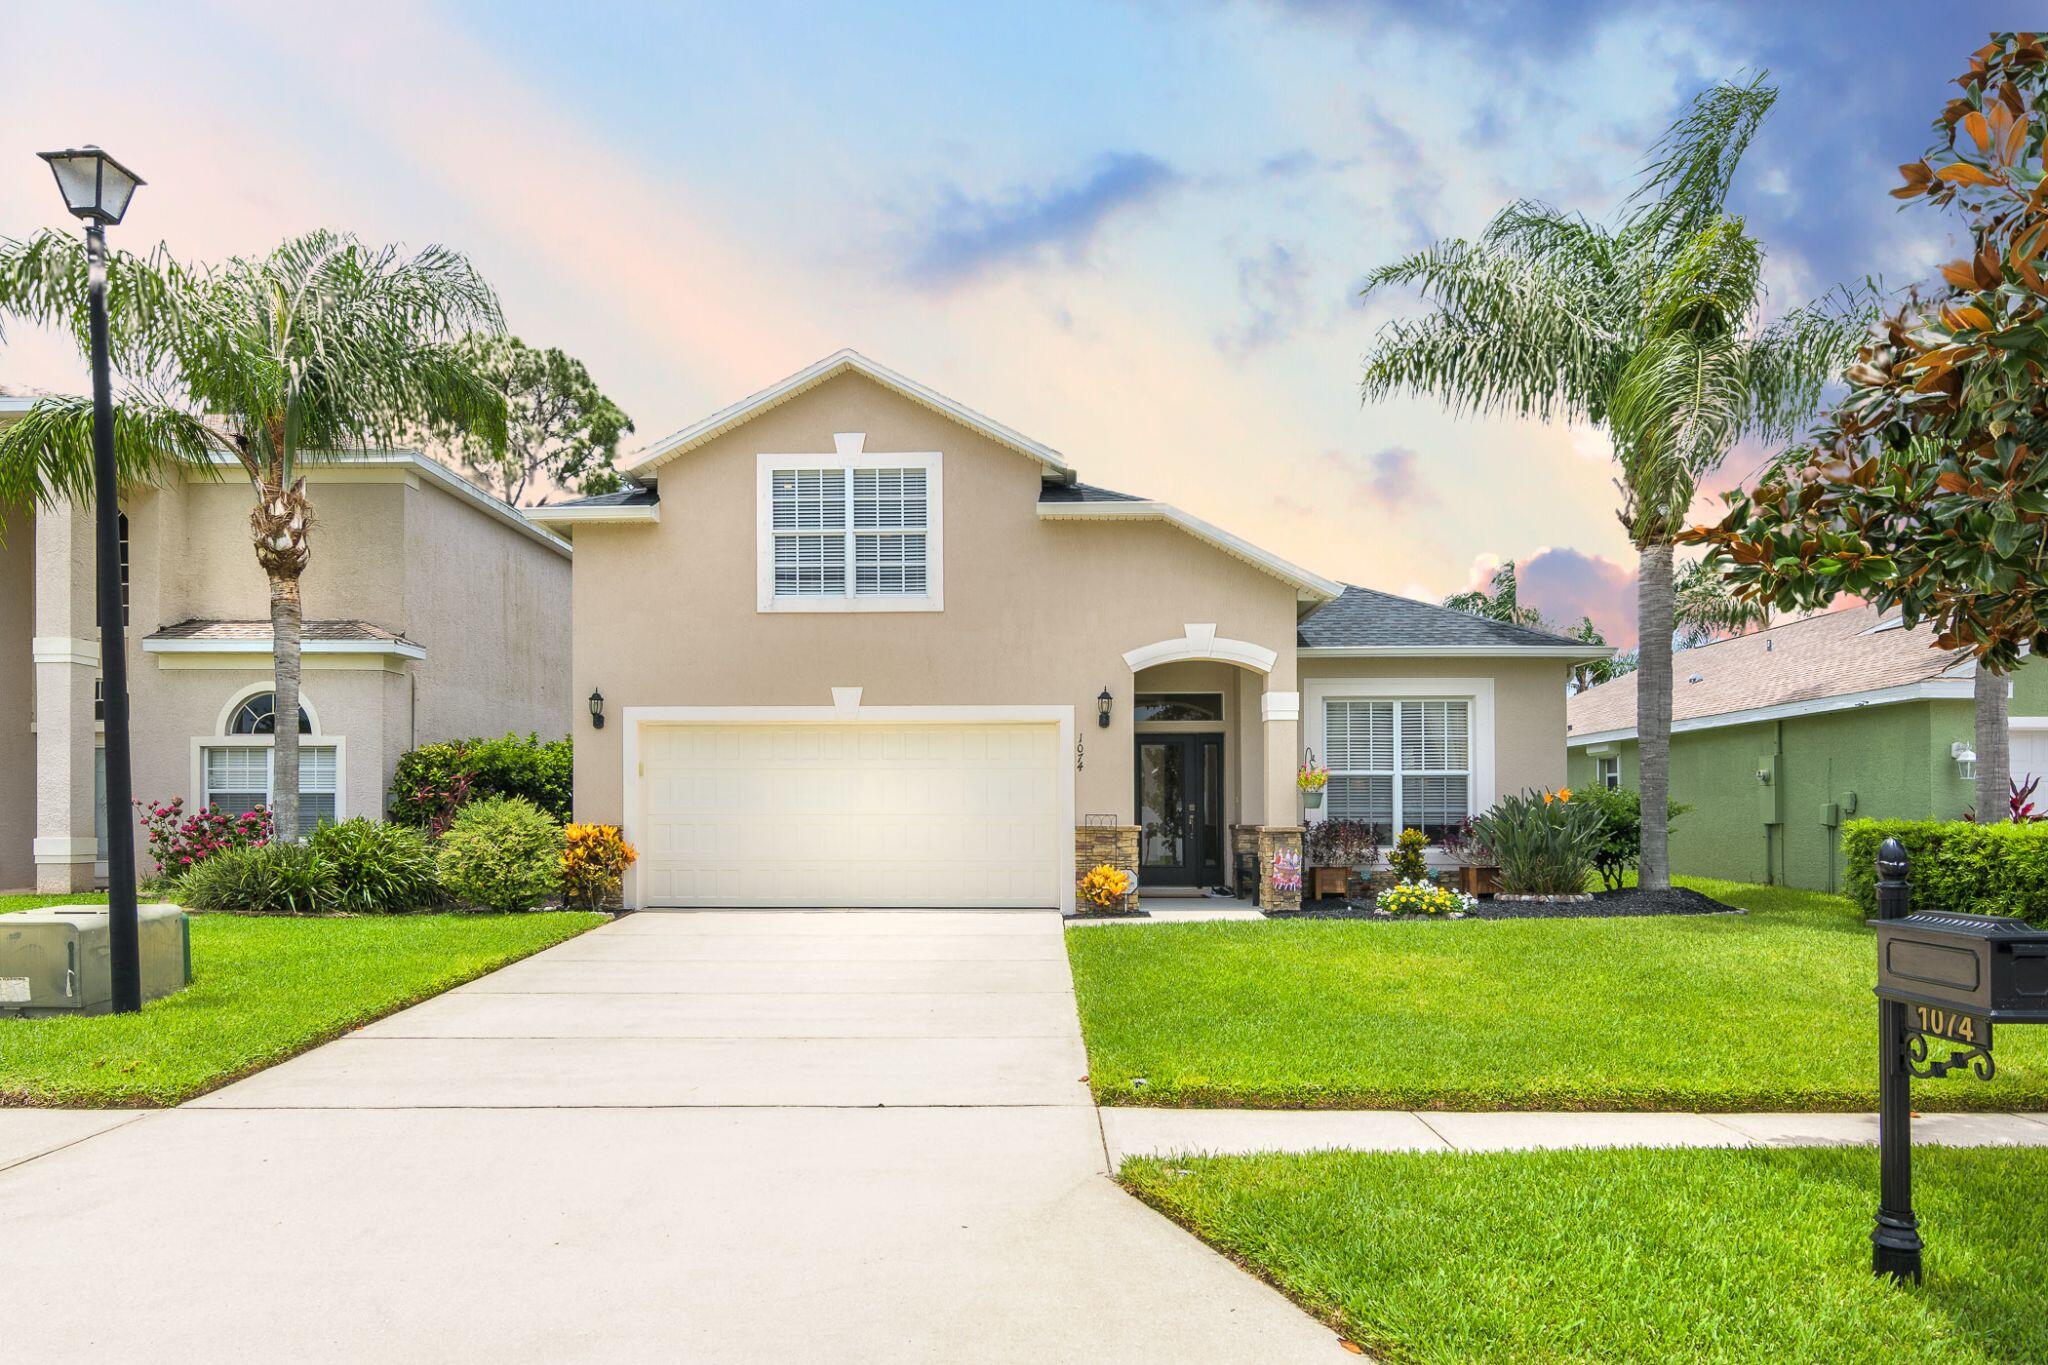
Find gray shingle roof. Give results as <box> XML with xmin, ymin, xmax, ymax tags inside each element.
<box><xmin>147</xmin><ymin>619</ymin><xmax>412</xmax><ymax>644</ymax></box>
<box><xmin>540</xmin><ymin>486</ymin><xmax>659</xmax><ymax>509</ymax></box>
<box><xmin>1298</xmin><ymin>585</ymin><xmax>1595</xmax><ymax>650</ymax></box>
<box><xmin>1037</xmin><ymin>480</ymin><xmax>1144</xmax><ymax>504</ymax></box>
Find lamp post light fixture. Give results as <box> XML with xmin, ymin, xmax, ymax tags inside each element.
<box><xmin>588</xmin><ymin>688</ymin><xmax>606</xmax><ymax>729</ymax></box>
<box><xmin>38</xmin><ymin>146</ymin><xmax>145</xmax><ymax>1013</ymax></box>
<box><xmin>1097</xmin><ymin>687</ymin><xmax>1113</xmax><ymax>729</ymax></box>
<box><xmin>1952</xmin><ymin>742</ymin><xmax>1978</xmax><ymax>782</ymax></box>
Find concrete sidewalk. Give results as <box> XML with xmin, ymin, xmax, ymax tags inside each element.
<box><xmin>1102</xmin><ymin>1106</ymin><xmax>2048</xmax><ymax>1163</ymax></box>
<box><xmin>0</xmin><ymin>911</ymin><xmax>1344</xmax><ymax>1364</ymax></box>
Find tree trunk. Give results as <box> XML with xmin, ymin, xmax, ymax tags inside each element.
<box><xmin>1975</xmin><ymin>661</ymin><xmax>2011</xmax><ymax>822</ymax></box>
<box><xmin>253</xmin><ymin>478</ymin><xmax>312</xmax><ymax>840</ymax></box>
<box><xmin>1636</xmin><ymin>541</ymin><xmax>1675</xmax><ymax>890</ymax></box>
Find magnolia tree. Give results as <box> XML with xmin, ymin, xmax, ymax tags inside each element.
<box><xmin>1687</xmin><ymin>33</ymin><xmax>2048</xmax><ymax>816</ymax></box>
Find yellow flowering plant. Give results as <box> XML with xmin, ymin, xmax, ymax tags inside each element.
<box><xmin>561</xmin><ymin>822</ymin><xmax>638</xmax><ymax>910</ymax></box>
<box><xmin>1078</xmin><ymin>862</ymin><xmax>1136</xmax><ymax>912</ymax></box>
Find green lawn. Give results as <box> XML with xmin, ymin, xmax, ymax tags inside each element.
<box><xmin>1124</xmin><ymin>1146</ymin><xmax>2048</xmax><ymax>1364</ymax></box>
<box><xmin>1067</xmin><ymin>877</ymin><xmax>2048</xmax><ymax>1110</ymax></box>
<box><xmin>1</xmin><ymin>904</ymin><xmax>603</xmax><ymax>1106</ymax></box>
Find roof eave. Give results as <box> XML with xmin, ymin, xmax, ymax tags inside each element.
<box><xmin>141</xmin><ymin>637</ymin><xmax>429</xmax><ymax>661</ymax></box>
<box><xmin>1036</xmin><ymin>499</ymin><xmax>1341</xmax><ymax>602</ymax></box>
<box><xmin>523</xmin><ymin>504</ymin><xmax>661</xmax><ymax>526</ymax></box>
<box><xmin>1565</xmin><ymin>677</ymin><xmax>1977</xmax><ymax>746</ymax></box>
<box><xmin>1300</xmin><ymin>644</ymin><xmax>1613</xmax><ymax>660</ymax></box>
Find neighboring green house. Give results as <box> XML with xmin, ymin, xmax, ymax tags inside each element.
<box><xmin>1566</xmin><ymin>605</ymin><xmax>2048</xmax><ymax>895</ymax></box>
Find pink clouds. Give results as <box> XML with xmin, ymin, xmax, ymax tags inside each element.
<box><xmin>1466</xmin><ymin>547</ymin><xmax>1640</xmax><ymax>647</ymax></box>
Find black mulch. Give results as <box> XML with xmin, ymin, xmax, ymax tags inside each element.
<box><xmin>1266</xmin><ymin>885</ymin><xmax>1739</xmax><ymax>922</ymax></box>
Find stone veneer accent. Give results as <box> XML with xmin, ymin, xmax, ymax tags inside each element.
<box><xmin>1074</xmin><ymin>824</ymin><xmax>1141</xmax><ymax>912</ymax></box>
<box><xmin>1255</xmin><ymin>825</ymin><xmax>1305</xmax><ymax>911</ymax></box>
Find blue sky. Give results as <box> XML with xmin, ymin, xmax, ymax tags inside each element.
<box><xmin>2</xmin><ymin>2</ymin><xmax>2038</xmax><ymax>642</ymax></box>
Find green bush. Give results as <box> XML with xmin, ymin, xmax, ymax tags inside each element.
<box><xmin>309</xmin><ymin>818</ymin><xmax>441</xmax><ymax>913</ymax></box>
<box><xmin>388</xmin><ymin>733</ymin><xmax>572</xmax><ymax>831</ymax></box>
<box><xmin>1473</xmin><ymin>789</ymin><xmax>1603</xmax><ymax>895</ymax></box>
<box><xmin>176</xmin><ymin>842</ymin><xmax>334</xmax><ymax>915</ymax></box>
<box><xmin>435</xmin><ymin>795</ymin><xmax>566</xmax><ymax>912</ymax></box>
<box><xmin>1842</xmin><ymin>818</ymin><xmax>2048</xmax><ymax>923</ymax></box>
<box><xmin>1574</xmin><ymin>785</ymin><xmax>1690</xmax><ymax>891</ymax></box>
<box><xmin>1388</xmin><ymin>828</ymin><xmax>1431</xmax><ymax>882</ymax></box>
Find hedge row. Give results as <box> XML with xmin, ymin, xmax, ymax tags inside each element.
<box><xmin>1840</xmin><ymin>818</ymin><xmax>2048</xmax><ymax>923</ymax></box>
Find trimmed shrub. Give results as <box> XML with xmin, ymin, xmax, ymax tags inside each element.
<box><xmin>388</xmin><ymin>733</ymin><xmax>572</xmax><ymax>831</ymax></box>
<box><xmin>1472</xmin><ymin>788</ymin><xmax>1602</xmax><ymax>895</ymax></box>
<box><xmin>310</xmin><ymin>818</ymin><xmax>441</xmax><ymax>913</ymax></box>
<box><xmin>1388</xmin><ymin>828</ymin><xmax>1431</xmax><ymax>882</ymax></box>
<box><xmin>561</xmin><ymin>823</ymin><xmax>637</xmax><ymax>911</ymax></box>
<box><xmin>436</xmin><ymin>796</ymin><xmax>566</xmax><ymax>912</ymax></box>
<box><xmin>176</xmin><ymin>842</ymin><xmax>334</xmax><ymax>915</ymax></box>
<box><xmin>1841</xmin><ymin>818</ymin><xmax>2048</xmax><ymax>923</ymax></box>
<box><xmin>1573</xmin><ymin>785</ymin><xmax>1690</xmax><ymax>892</ymax></box>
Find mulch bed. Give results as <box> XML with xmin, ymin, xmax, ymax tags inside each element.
<box><xmin>1267</xmin><ymin>886</ymin><xmax>1739</xmax><ymax>922</ymax></box>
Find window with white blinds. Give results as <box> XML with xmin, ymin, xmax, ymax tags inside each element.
<box><xmin>202</xmin><ymin>746</ymin><xmax>339</xmax><ymax>838</ymax></box>
<box><xmin>768</xmin><ymin>463</ymin><xmax>932</xmax><ymax>600</ymax></box>
<box><xmin>1323</xmin><ymin>698</ymin><xmax>1471</xmax><ymax>838</ymax></box>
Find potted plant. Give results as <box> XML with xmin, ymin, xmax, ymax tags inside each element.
<box><xmin>1305</xmin><ymin>819</ymin><xmax>1378</xmax><ymax>900</ymax></box>
<box><xmin>1438</xmin><ymin>817</ymin><xmax>1500</xmax><ymax>896</ymax></box>
<box><xmin>1298</xmin><ymin>755</ymin><xmax>1329</xmax><ymax>810</ymax></box>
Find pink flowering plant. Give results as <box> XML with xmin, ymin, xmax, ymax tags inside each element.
<box><xmin>136</xmin><ymin>796</ymin><xmax>275</xmax><ymax>878</ymax></box>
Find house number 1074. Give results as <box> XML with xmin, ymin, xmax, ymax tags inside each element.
<box><xmin>1075</xmin><ymin>738</ymin><xmax>1085</xmax><ymax>770</ymax></box>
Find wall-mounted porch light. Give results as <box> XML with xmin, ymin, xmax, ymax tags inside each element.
<box><xmin>1952</xmin><ymin>741</ymin><xmax>1977</xmax><ymax>781</ymax></box>
<box><xmin>1097</xmin><ymin>687</ymin><xmax>1113</xmax><ymax>728</ymax></box>
<box><xmin>589</xmin><ymin>688</ymin><xmax>606</xmax><ymax>730</ymax></box>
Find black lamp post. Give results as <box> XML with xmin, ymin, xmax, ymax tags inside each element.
<box><xmin>1871</xmin><ymin>837</ymin><xmax>1922</xmax><ymax>1283</ymax></box>
<box><xmin>38</xmin><ymin>146</ymin><xmax>144</xmax><ymax>1014</ymax></box>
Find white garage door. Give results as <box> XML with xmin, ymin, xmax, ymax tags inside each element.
<box><xmin>2013</xmin><ymin>724</ymin><xmax>2048</xmax><ymax>788</ymax></box>
<box><xmin>637</xmin><ymin>721</ymin><xmax>1064</xmax><ymax>908</ymax></box>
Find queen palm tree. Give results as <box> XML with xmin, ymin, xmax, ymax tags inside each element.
<box><xmin>1358</xmin><ymin>77</ymin><xmax>1860</xmax><ymax>888</ymax></box>
<box><xmin>0</xmin><ymin>230</ymin><xmax>506</xmax><ymax>837</ymax></box>
<box><xmin>1442</xmin><ymin>559</ymin><xmax>1547</xmax><ymax>627</ymax></box>
<box><xmin>1673</xmin><ymin>556</ymin><xmax>1772</xmax><ymax>647</ymax></box>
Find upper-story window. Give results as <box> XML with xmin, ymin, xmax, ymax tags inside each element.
<box><xmin>755</xmin><ymin>444</ymin><xmax>943</xmax><ymax>612</ymax></box>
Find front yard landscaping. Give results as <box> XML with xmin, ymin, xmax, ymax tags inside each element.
<box><xmin>1067</xmin><ymin>877</ymin><xmax>2048</xmax><ymax>1110</ymax></box>
<box><xmin>1124</xmin><ymin>1145</ymin><xmax>2048</xmax><ymax>1365</ymax></box>
<box><xmin>1</xmin><ymin>905</ymin><xmax>603</xmax><ymax>1106</ymax></box>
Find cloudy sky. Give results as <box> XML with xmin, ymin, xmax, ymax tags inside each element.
<box><xmin>2</xmin><ymin>2</ymin><xmax>2035</xmax><ymax>642</ymax></box>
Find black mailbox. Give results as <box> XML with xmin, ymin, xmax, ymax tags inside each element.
<box><xmin>1874</xmin><ymin>910</ymin><xmax>2048</xmax><ymax>1026</ymax></box>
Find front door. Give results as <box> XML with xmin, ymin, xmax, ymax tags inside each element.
<box><xmin>1135</xmin><ymin>734</ymin><xmax>1225</xmax><ymax>887</ymax></box>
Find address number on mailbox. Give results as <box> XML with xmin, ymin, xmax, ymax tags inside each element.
<box><xmin>1910</xmin><ymin>1005</ymin><xmax>1988</xmax><ymax>1046</ymax></box>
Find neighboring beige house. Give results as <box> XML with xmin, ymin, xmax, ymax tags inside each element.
<box><xmin>2</xmin><ymin>397</ymin><xmax>572</xmax><ymax>892</ymax></box>
<box><xmin>531</xmin><ymin>350</ymin><xmax>1600</xmax><ymax>911</ymax></box>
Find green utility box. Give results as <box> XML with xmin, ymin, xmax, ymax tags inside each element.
<box><xmin>0</xmin><ymin>904</ymin><xmax>192</xmax><ymax>1017</ymax></box>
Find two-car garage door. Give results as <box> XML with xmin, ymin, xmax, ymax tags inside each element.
<box><xmin>636</xmin><ymin>721</ymin><xmax>1064</xmax><ymax>908</ymax></box>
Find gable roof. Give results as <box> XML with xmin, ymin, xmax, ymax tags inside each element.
<box><xmin>1298</xmin><ymin>585</ymin><xmax>1608</xmax><ymax>656</ymax></box>
<box><xmin>1566</xmin><ymin>604</ymin><xmax>1975</xmax><ymax>744</ymax></box>
<box><xmin>627</xmin><ymin>349</ymin><xmax>1073</xmax><ymax>479</ymax></box>
<box><xmin>524</xmin><ymin>484</ymin><xmax>660</xmax><ymax>527</ymax></box>
<box><xmin>143</xmin><ymin>618</ymin><xmax>427</xmax><ymax>661</ymax></box>
<box><xmin>1034</xmin><ymin>486</ymin><xmax>1342</xmax><ymax>602</ymax></box>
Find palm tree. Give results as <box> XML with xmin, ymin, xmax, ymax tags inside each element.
<box><xmin>1442</xmin><ymin>559</ymin><xmax>1547</xmax><ymax>627</ymax></box>
<box><xmin>1673</xmin><ymin>556</ymin><xmax>1771</xmax><ymax>648</ymax></box>
<box><xmin>0</xmin><ymin>230</ymin><xmax>505</xmax><ymax>837</ymax></box>
<box><xmin>1358</xmin><ymin>77</ymin><xmax>1860</xmax><ymax>888</ymax></box>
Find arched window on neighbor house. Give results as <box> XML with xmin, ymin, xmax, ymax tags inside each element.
<box><xmin>199</xmin><ymin>686</ymin><xmax>340</xmax><ymax>837</ymax></box>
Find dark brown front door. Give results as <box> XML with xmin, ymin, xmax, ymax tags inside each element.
<box><xmin>1136</xmin><ymin>734</ymin><xmax>1225</xmax><ymax>887</ymax></box>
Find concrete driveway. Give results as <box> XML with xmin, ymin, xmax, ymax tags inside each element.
<box><xmin>0</xmin><ymin>911</ymin><xmax>1338</xmax><ymax>1363</ymax></box>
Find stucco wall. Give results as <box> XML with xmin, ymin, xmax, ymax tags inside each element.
<box><xmin>0</xmin><ymin>507</ymin><xmax>33</xmax><ymax>889</ymax></box>
<box><xmin>159</xmin><ymin>475</ymin><xmax>407</xmax><ymax>626</ymax></box>
<box><xmin>1565</xmin><ymin>697</ymin><xmax>1974</xmax><ymax>892</ymax></box>
<box><xmin>1296</xmin><ymin>654</ymin><xmax>1572</xmax><ymax>804</ymax></box>
<box><xmin>567</xmin><ymin>370</ymin><xmax>1303</xmax><ymax>828</ymax></box>
<box><xmin>401</xmin><ymin>474</ymin><xmax>572</xmax><ymax>745</ymax></box>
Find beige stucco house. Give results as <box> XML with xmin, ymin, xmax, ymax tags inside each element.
<box><xmin>2</xmin><ymin>398</ymin><xmax>572</xmax><ymax>892</ymax></box>
<box><xmin>531</xmin><ymin>350</ymin><xmax>1600</xmax><ymax>912</ymax></box>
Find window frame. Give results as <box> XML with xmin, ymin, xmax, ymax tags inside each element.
<box><xmin>1303</xmin><ymin>676</ymin><xmax>1496</xmax><ymax>860</ymax></box>
<box><xmin>190</xmin><ymin>685</ymin><xmax>345</xmax><ymax>839</ymax></box>
<box><xmin>755</xmin><ymin>451</ymin><xmax>943</xmax><ymax>613</ymax></box>
<box><xmin>1319</xmin><ymin>698</ymin><xmax>1473</xmax><ymax>839</ymax></box>
<box><xmin>1596</xmin><ymin>754</ymin><xmax>1621</xmax><ymax>790</ymax></box>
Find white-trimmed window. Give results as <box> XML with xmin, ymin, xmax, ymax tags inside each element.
<box><xmin>1323</xmin><ymin>698</ymin><xmax>1471</xmax><ymax>839</ymax></box>
<box><xmin>1596</xmin><ymin>754</ymin><xmax>1621</xmax><ymax>790</ymax></box>
<box><xmin>756</xmin><ymin>450</ymin><xmax>942</xmax><ymax>611</ymax></box>
<box><xmin>197</xmin><ymin>689</ymin><xmax>341</xmax><ymax>838</ymax></box>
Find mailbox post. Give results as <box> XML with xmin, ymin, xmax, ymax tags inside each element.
<box><xmin>1871</xmin><ymin>839</ymin><xmax>1921</xmax><ymax>1283</ymax></box>
<box><xmin>1868</xmin><ymin>838</ymin><xmax>2048</xmax><ymax>1282</ymax></box>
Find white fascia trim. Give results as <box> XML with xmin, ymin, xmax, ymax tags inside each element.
<box><xmin>1565</xmin><ymin>678</ymin><xmax>1978</xmax><ymax>748</ymax></box>
<box><xmin>1039</xmin><ymin>500</ymin><xmax>1342</xmax><ymax>602</ymax></box>
<box><xmin>143</xmin><ymin>637</ymin><xmax>428</xmax><ymax>661</ymax></box>
<box><xmin>1125</xmin><ymin>623</ymin><xmax>1280</xmax><ymax>675</ymax></box>
<box><xmin>194</xmin><ymin>451</ymin><xmax>572</xmax><ymax>559</ymax></box>
<box><xmin>754</xmin><ymin>451</ymin><xmax>944</xmax><ymax>613</ymax></box>
<box><xmin>32</xmin><ymin>637</ymin><xmax>100</xmax><ymax>667</ymax></box>
<box><xmin>2011</xmin><ymin>715</ymin><xmax>2048</xmax><ymax>732</ymax></box>
<box><xmin>619</xmin><ymin>703</ymin><xmax>1077</xmax><ymax>913</ymax></box>
<box><xmin>523</xmin><ymin>503</ymin><xmax>660</xmax><ymax>526</ymax></box>
<box><xmin>0</xmin><ymin>396</ymin><xmax>36</xmax><ymax>413</ymax></box>
<box><xmin>630</xmin><ymin>349</ymin><xmax>1073</xmax><ymax>478</ymax></box>
<box><xmin>1301</xmin><ymin>644</ymin><xmax>1611</xmax><ymax>660</ymax></box>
